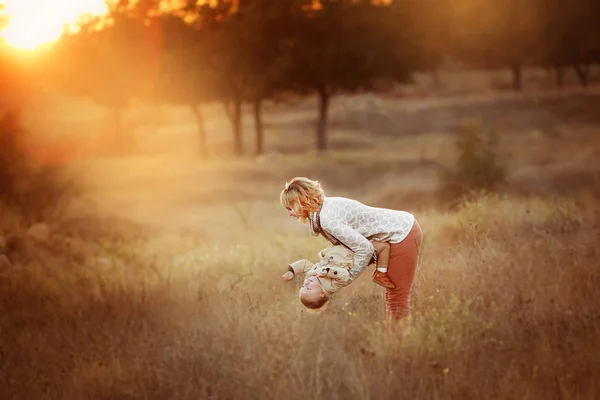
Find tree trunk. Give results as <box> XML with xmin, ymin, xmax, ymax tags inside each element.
<box><xmin>555</xmin><ymin>64</ymin><xmax>564</xmax><ymax>88</ymax></box>
<box><xmin>190</xmin><ymin>103</ymin><xmax>207</xmax><ymax>158</ymax></box>
<box><xmin>511</xmin><ymin>63</ymin><xmax>522</xmax><ymax>91</ymax></box>
<box><xmin>431</xmin><ymin>68</ymin><xmax>442</xmax><ymax>90</ymax></box>
<box><xmin>232</xmin><ymin>98</ymin><xmax>243</xmax><ymax>156</ymax></box>
<box><xmin>222</xmin><ymin>101</ymin><xmax>234</xmax><ymax>124</ymax></box>
<box><xmin>316</xmin><ymin>86</ymin><xmax>330</xmax><ymax>153</ymax></box>
<box><xmin>253</xmin><ymin>98</ymin><xmax>264</xmax><ymax>156</ymax></box>
<box><xmin>573</xmin><ymin>63</ymin><xmax>590</xmax><ymax>87</ymax></box>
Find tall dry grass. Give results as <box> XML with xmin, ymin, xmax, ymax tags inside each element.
<box><xmin>3</xmin><ymin>89</ymin><xmax>600</xmax><ymax>398</ymax></box>
<box><xmin>1</xmin><ymin>192</ymin><xmax>598</xmax><ymax>399</ymax></box>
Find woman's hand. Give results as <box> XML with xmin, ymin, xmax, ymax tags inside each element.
<box><xmin>282</xmin><ymin>271</ymin><xmax>294</xmax><ymax>282</ymax></box>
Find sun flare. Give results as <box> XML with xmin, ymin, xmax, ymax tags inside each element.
<box><xmin>0</xmin><ymin>0</ymin><xmax>110</xmax><ymax>50</ymax></box>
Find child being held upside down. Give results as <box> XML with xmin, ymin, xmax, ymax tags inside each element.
<box><xmin>282</xmin><ymin>240</ymin><xmax>394</xmax><ymax>311</ymax></box>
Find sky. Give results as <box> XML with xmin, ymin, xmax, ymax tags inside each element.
<box><xmin>0</xmin><ymin>0</ymin><xmax>110</xmax><ymax>50</ymax></box>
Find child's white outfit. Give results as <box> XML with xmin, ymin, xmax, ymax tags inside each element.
<box><xmin>288</xmin><ymin>241</ymin><xmax>390</xmax><ymax>296</ymax></box>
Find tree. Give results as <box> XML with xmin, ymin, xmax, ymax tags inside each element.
<box><xmin>192</xmin><ymin>1</ymin><xmax>248</xmax><ymax>157</ymax></box>
<box><xmin>290</xmin><ymin>0</ymin><xmax>413</xmax><ymax>152</ymax></box>
<box><xmin>448</xmin><ymin>0</ymin><xmax>543</xmax><ymax>91</ymax></box>
<box><xmin>232</xmin><ymin>0</ymin><xmax>297</xmax><ymax>156</ymax></box>
<box><xmin>153</xmin><ymin>14</ymin><xmax>218</xmax><ymax>157</ymax></box>
<box><xmin>48</xmin><ymin>4</ymin><xmax>158</xmax><ymax>154</ymax></box>
<box><xmin>395</xmin><ymin>0</ymin><xmax>453</xmax><ymax>88</ymax></box>
<box><xmin>536</xmin><ymin>0</ymin><xmax>600</xmax><ymax>88</ymax></box>
<box><xmin>180</xmin><ymin>0</ymin><xmax>297</xmax><ymax>157</ymax></box>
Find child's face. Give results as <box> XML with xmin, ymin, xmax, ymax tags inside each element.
<box><xmin>299</xmin><ymin>276</ymin><xmax>326</xmax><ymax>303</ymax></box>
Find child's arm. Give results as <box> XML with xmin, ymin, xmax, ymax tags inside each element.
<box><xmin>282</xmin><ymin>259</ymin><xmax>314</xmax><ymax>282</ymax></box>
<box><xmin>371</xmin><ymin>241</ymin><xmax>390</xmax><ymax>270</ymax></box>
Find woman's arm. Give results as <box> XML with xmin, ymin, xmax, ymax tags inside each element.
<box><xmin>320</xmin><ymin>219</ymin><xmax>375</xmax><ymax>283</ymax></box>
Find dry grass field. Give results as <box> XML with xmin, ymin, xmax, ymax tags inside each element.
<box><xmin>1</xmin><ymin>70</ymin><xmax>600</xmax><ymax>399</ymax></box>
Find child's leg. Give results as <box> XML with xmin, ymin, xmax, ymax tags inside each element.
<box><xmin>373</xmin><ymin>270</ymin><xmax>395</xmax><ymax>288</ymax></box>
<box><xmin>372</xmin><ymin>242</ymin><xmax>394</xmax><ymax>288</ymax></box>
<box><xmin>377</xmin><ymin>243</ymin><xmax>391</xmax><ymax>273</ymax></box>
<box><xmin>372</xmin><ymin>242</ymin><xmax>391</xmax><ymax>273</ymax></box>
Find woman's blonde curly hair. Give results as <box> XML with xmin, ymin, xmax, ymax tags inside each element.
<box><xmin>280</xmin><ymin>177</ymin><xmax>325</xmax><ymax>222</ymax></box>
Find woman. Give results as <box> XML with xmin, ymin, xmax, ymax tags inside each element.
<box><xmin>280</xmin><ymin>177</ymin><xmax>423</xmax><ymax>320</ymax></box>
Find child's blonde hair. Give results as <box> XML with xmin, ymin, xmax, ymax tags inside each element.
<box><xmin>280</xmin><ymin>177</ymin><xmax>325</xmax><ymax>218</ymax></box>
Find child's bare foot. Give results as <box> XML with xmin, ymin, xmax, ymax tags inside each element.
<box><xmin>372</xmin><ymin>270</ymin><xmax>395</xmax><ymax>289</ymax></box>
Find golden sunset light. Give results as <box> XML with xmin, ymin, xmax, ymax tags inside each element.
<box><xmin>1</xmin><ymin>0</ymin><xmax>599</xmax><ymax>397</ymax></box>
<box><xmin>0</xmin><ymin>0</ymin><xmax>110</xmax><ymax>50</ymax></box>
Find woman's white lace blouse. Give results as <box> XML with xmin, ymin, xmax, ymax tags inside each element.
<box><xmin>319</xmin><ymin>196</ymin><xmax>415</xmax><ymax>282</ymax></box>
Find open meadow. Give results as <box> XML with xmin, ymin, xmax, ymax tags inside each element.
<box><xmin>1</xmin><ymin>71</ymin><xmax>600</xmax><ymax>399</ymax></box>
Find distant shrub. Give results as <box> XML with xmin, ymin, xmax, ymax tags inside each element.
<box><xmin>438</xmin><ymin>119</ymin><xmax>507</xmax><ymax>208</ymax></box>
<box><xmin>0</xmin><ymin>110</ymin><xmax>79</xmax><ymax>223</ymax></box>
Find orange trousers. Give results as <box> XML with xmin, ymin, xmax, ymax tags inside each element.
<box><xmin>385</xmin><ymin>220</ymin><xmax>423</xmax><ymax>320</ymax></box>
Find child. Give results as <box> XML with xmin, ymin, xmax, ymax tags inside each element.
<box><xmin>282</xmin><ymin>241</ymin><xmax>395</xmax><ymax>311</ymax></box>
